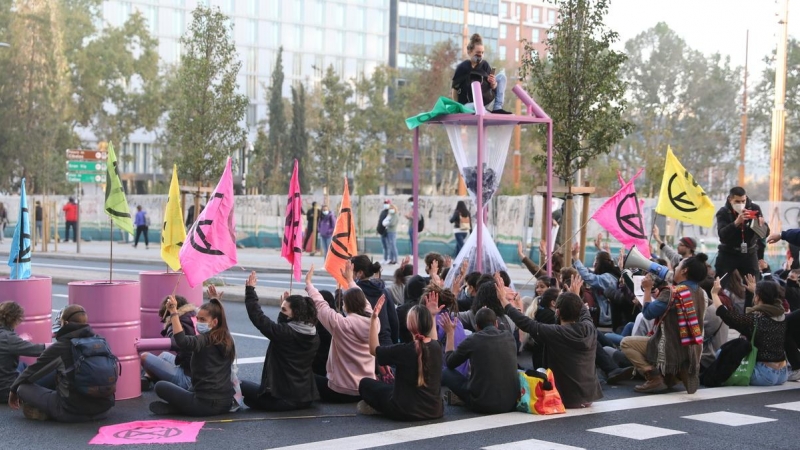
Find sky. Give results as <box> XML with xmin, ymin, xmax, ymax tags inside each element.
<box><xmin>605</xmin><ymin>0</ymin><xmax>798</xmax><ymax>84</ymax></box>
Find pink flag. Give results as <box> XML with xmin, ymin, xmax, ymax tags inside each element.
<box><xmin>281</xmin><ymin>159</ymin><xmax>303</xmax><ymax>281</ymax></box>
<box><xmin>179</xmin><ymin>157</ymin><xmax>238</xmax><ymax>288</ymax></box>
<box><xmin>592</xmin><ymin>171</ymin><xmax>651</xmax><ymax>259</ymax></box>
<box><xmin>89</xmin><ymin>420</ymin><xmax>205</xmax><ymax>445</ymax></box>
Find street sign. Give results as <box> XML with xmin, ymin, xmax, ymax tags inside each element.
<box><xmin>67</xmin><ymin>161</ymin><xmax>107</xmax><ymax>172</ymax></box>
<box><xmin>65</xmin><ymin>149</ymin><xmax>107</xmax><ymax>161</ymax></box>
<box><xmin>67</xmin><ymin>173</ymin><xmax>105</xmax><ymax>183</ymax></box>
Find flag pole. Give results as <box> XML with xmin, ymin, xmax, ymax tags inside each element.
<box><xmin>289</xmin><ymin>264</ymin><xmax>294</xmax><ymax>294</ymax></box>
<box><xmin>109</xmin><ymin>218</ymin><xmax>113</xmax><ymax>283</ymax></box>
<box><xmin>171</xmin><ymin>273</ymin><xmax>182</xmax><ymax>297</ymax></box>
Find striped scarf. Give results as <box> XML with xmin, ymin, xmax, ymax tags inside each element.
<box><xmin>674</xmin><ymin>284</ymin><xmax>703</xmax><ymax>346</ymax></box>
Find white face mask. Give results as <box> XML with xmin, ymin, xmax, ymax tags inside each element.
<box><xmin>322</xmin><ymin>210</ymin><xmax>329</xmax><ymax>215</ymax></box>
<box><xmin>196</xmin><ymin>322</ymin><xmax>211</xmax><ymax>334</ymax></box>
<box><xmin>732</xmin><ymin>203</ymin><xmax>745</xmax><ymax>214</ymax></box>
<box><xmin>389</xmin><ymin>210</ymin><xmax>395</xmax><ymax>214</ymax></box>
<box><xmin>383</xmin><ymin>204</ymin><xmax>389</xmax><ymax>210</ymax></box>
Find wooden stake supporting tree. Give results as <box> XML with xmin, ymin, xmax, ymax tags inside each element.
<box><xmin>536</xmin><ymin>185</ymin><xmax>596</xmax><ymax>267</ymax></box>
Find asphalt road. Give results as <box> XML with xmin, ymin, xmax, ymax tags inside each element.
<box><xmin>2</xmin><ymin>274</ymin><xmax>798</xmax><ymax>449</ymax></box>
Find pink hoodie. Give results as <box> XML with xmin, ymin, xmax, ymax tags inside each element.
<box><xmin>307</xmin><ymin>282</ymin><xmax>376</xmax><ymax>396</ymax></box>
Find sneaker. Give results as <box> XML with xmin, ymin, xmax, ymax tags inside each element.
<box><xmin>22</xmin><ymin>403</ymin><xmax>49</xmax><ymax>421</ymax></box>
<box><xmin>492</xmin><ymin>108</ymin><xmax>512</xmax><ymax>115</ymax></box>
<box><xmin>149</xmin><ymin>401</ymin><xmax>177</xmax><ymax>415</ymax></box>
<box><xmin>356</xmin><ymin>400</ymin><xmax>380</xmax><ymax>415</ymax></box>
<box><xmin>229</xmin><ymin>400</ymin><xmax>241</xmax><ymax>413</ymax></box>
<box><xmin>141</xmin><ymin>376</ymin><xmax>153</xmax><ymax>392</ymax></box>
<box><xmin>444</xmin><ymin>391</ymin><xmax>464</xmax><ymax>406</ymax></box>
<box><xmin>788</xmin><ymin>369</ymin><xmax>800</xmax><ymax>382</ymax></box>
<box><xmin>606</xmin><ymin>367</ymin><xmax>634</xmax><ymax>385</ymax></box>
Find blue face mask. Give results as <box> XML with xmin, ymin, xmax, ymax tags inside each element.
<box><xmin>196</xmin><ymin>322</ymin><xmax>211</xmax><ymax>334</ymax></box>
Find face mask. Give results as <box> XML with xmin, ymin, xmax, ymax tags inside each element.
<box><xmin>322</xmin><ymin>210</ymin><xmax>329</xmax><ymax>215</ymax></box>
<box><xmin>408</xmin><ymin>202</ymin><xmax>413</xmax><ymax>207</ymax></box>
<box><xmin>383</xmin><ymin>204</ymin><xmax>389</xmax><ymax>210</ymax></box>
<box><xmin>732</xmin><ymin>203</ymin><xmax>745</xmax><ymax>214</ymax></box>
<box><xmin>389</xmin><ymin>210</ymin><xmax>395</xmax><ymax>214</ymax></box>
<box><xmin>196</xmin><ymin>322</ymin><xmax>211</xmax><ymax>334</ymax></box>
<box><xmin>471</xmin><ymin>55</ymin><xmax>482</xmax><ymax>64</ymax></box>
<box><xmin>278</xmin><ymin>312</ymin><xmax>290</xmax><ymax>324</ymax></box>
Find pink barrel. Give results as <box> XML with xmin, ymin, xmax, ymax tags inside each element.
<box><xmin>139</xmin><ymin>272</ymin><xmax>202</xmax><ymax>339</ymax></box>
<box><xmin>0</xmin><ymin>276</ymin><xmax>52</xmax><ymax>364</ymax></box>
<box><xmin>68</xmin><ymin>280</ymin><xmax>140</xmax><ymax>400</ymax></box>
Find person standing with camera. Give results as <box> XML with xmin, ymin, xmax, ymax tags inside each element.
<box><xmin>715</xmin><ymin>186</ymin><xmax>768</xmax><ymax>288</ymax></box>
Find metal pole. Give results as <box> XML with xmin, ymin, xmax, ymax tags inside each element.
<box><xmin>545</xmin><ymin>120</ymin><xmax>553</xmax><ymax>277</ymax></box>
<box><xmin>76</xmin><ymin>182</ymin><xmax>81</xmax><ymax>254</ymax></box>
<box><xmin>412</xmin><ymin>128</ymin><xmax>420</xmax><ymax>274</ymax></box>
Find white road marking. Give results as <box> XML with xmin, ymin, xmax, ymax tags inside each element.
<box><xmin>53</xmin><ymin>294</ymin><xmax>68</xmax><ymax>298</ymax></box>
<box><xmin>236</xmin><ymin>356</ymin><xmax>265</xmax><ymax>365</ymax></box>
<box><xmin>483</xmin><ymin>439</ymin><xmax>585</xmax><ymax>449</ymax></box>
<box><xmin>269</xmin><ymin>384</ymin><xmax>800</xmax><ymax>450</ymax></box>
<box><xmin>767</xmin><ymin>400</ymin><xmax>800</xmax><ymax>412</ymax></box>
<box><xmin>232</xmin><ymin>332</ymin><xmax>269</xmax><ymax>341</ymax></box>
<box><xmin>682</xmin><ymin>411</ymin><xmax>777</xmax><ymax>426</ymax></box>
<box><xmin>588</xmin><ymin>423</ymin><xmax>685</xmax><ymax>440</ymax></box>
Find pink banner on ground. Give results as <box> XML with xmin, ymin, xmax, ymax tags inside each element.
<box><xmin>89</xmin><ymin>420</ymin><xmax>205</xmax><ymax>445</ymax></box>
<box><xmin>281</xmin><ymin>159</ymin><xmax>303</xmax><ymax>281</ymax></box>
<box><xmin>592</xmin><ymin>170</ymin><xmax>651</xmax><ymax>259</ymax></box>
<box><xmin>179</xmin><ymin>157</ymin><xmax>238</xmax><ymax>288</ymax></box>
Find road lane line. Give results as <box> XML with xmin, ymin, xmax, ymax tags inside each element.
<box><xmin>269</xmin><ymin>384</ymin><xmax>800</xmax><ymax>450</ymax></box>
<box><xmin>232</xmin><ymin>332</ymin><xmax>269</xmax><ymax>341</ymax></box>
<box><xmin>236</xmin><ymin>356</ymin><xmax>265</xmax><ymax>365</ymax></box>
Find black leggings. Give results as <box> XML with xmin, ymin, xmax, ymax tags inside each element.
<box><xmin>240</xmin><ymin>381</ymin><xmax>312</xmax><ymax>412</ymax></box>
<box><xmin>154</xmin><ymin>381</ymin><xmax>231</xmax><ymax>417</ymax></box>
<box><xmin>314</xmin><ymin>375</ymin><xmax>360</xmax><ymax>403</ymax></box>
<box><xmin>16</xmin><ymin>384</ymin><xmax>109</xmax><ymax>423</ymax></box>
<box><xmin>785</xmin><ymin>310</ymin><xmax>800</xmax><ymax>369</ymax></box>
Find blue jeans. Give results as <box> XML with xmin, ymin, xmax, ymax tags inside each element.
<box><xmin>441</xmin><ymin>368</ymin><xmax>472</xmax><ymax>408</ymax></box>
<box><xmin>320</xmin><ymin>236</ymin><xmax>332</xmax><ymax>258</ymax></box>
<box><xmin>750</xmin><ymin>362</ymin><xmax>789</xmax><ymax>386</ymax></box>
<box><xmin>604</xmin><ymin>322</ymin><xmax>634</xmax><ymax>347</ymax></box>
<box><xmin>142</xmin><ymin>352</ymin><xmax>192</xmax><ymax>390</ymax></box>
<box><xmin>454</xmin><ymin>232</ymin><xmax>467</xmax><ymax>256</ymax></box>
<box><xmin>381</xmin><ymin>234</ymin><xmax>390</xmax><ymax>261</ymax></box>
<box><xmin>464</xmin><ymin>72</ymin><xmax>507</xmax><ymax>111</ymax></box>
<box><xmin>386</xmin><ymin>232</ymin><xmax>398</xmax><ymax>263</ymax></box>
<box><xmin>408</xmin><ymin>225</ymin><xmax>415</xmax><ymax>253</ymax></box>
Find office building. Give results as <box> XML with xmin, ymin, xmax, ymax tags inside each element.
<box><xmin>498</xmin><ymin>0</ymin><xmax>556</xmax><ymax>68</ymax></box>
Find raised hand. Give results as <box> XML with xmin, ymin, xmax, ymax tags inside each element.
<box><xmin>641</xmin><ymin>274</ymin><xmax>654</xmax><ymax>292</ymax></box>
<box><xmin>372</xmin><ymin>295</ymin><xmax>386</xmax><ymax>319</ymax></box>
<box><xmin>400</xmin><ymin>255</ymin><xmax>411</xmax><ymax>267</ymax></box>
<box><xmin>744</xmin><ymin>273</ymin><xmax>757</xmax><ymax>293</ymax></box>
<box><xmin>758</xmin><ymin>259</ymin><xmax>769</xmax><ymax>271</ymax></box>
<box><xmin>207</xmin><ymin>285</ymin><xmax>222</xmax><ymax>300</ymax></box>
<box><xmin>246</xmin><ymin>271</ymin><xmax>258</xmax><ymax>287</ymax></box>
<box><xmin>518</xmin><ymin>241</ymin><xmax>526</xmax><ymax>260</ymax></box>
<box><xmin>305</xmin><ymin>264</ymin><xmax>315</xmax><ymax>285</ymax></box>
<box><xmin>340</xmin><ymin>261</ymin><xmax>354</xmax><ymax>284</ymax></box>
<box><xmin>594</xmin><ymin>232</ymin><xmax>603</xmax><ymax>250</ymax></box>
<box><xmin>711</xmin><ymin>277</ymin><xmax>722</xmax><ymax>296</ymax></box>
<box><xmin>443</xmin><ymin>255</ymin><xmax>452</xmax><ymax>269</ymax></box>
<box><xmin>438</xmin><ymin>313</ymin><xmax>455</xmax><ymax>335</ymax></box>
<box><xmin>571</xmin><ymin>242</ymin><xmax>580</xmax><ymax>259</ymax></box>
<box><xmin>568</xmin><ymin>274</ymin><xmax>583</xmax><ymax>296</ymax></box>
<box><xmin>423</xmin><ymin>291</ymin><xmax>444</xmax><ymax>316</ymax></box>
<box><xmin>459</xmin><ymin>258</ymin><xmax>468</xmax><ymax>275</ymax></box>
<box><xmin>652</xmin><ymin>224</ymin><xmax>662</xmax><ymax>244</ymax></box>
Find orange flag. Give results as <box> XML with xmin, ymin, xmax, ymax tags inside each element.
<box><xmin>324</xmin><ymin>178</ymin><xmax>357</xmax><ymax>287</ymax></box>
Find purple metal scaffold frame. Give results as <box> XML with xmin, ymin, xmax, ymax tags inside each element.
<box><xmin>411</xmin><ymin>82</ymin><xmax>554</xmax><ymax>275</ymax></box>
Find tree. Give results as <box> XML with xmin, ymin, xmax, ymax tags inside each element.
<box><xmin>259</xmin><ymin>47</ymin><xmax>287</xmax><ymax>193</ymax></box>
<box><xmin>288</xmin><ymin>83</ymin><xmax>310</xmax><ymax>193</ymax></box>
<box><xmin>160</xmin><ymin>6</ymin><xmax>247</xmax><ymax>187</ymax></box>
<box><xmin>309</xmin><ymin>65</ymin><xmax>355</xmax><ymax>195</ymax></box>
<box><xmin>596</xmin><ymin>23</ymin><xmax>742</xmax><ymax>197</ymax></box>
<box><xmin>752</xmin><ymin>38</ymin><xmax>800</xmax><ymax>195</ymax></box>
<box><xmin>520</xmin><ymin>0</ymin><xmax>631</xmax><ymax>185</ymax></box>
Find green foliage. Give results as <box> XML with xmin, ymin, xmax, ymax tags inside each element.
<box><xmin>262</xmin><ymin>47</ymin><xmax>287</xmax><ymax>193</ymax></box>
<box><xmin>289</xmin><ymin>83</ymin><xmax>310</xmax><ymax>193</ymax></box>
<box><xmin>752</xmin><ymin>38</ymin><xmax>800</xmax><ymax>194</ymax></box>
<box><xmin>520</xmin><ymin>0</ymin><xmax>631</xmax><ymax>185</ymax></box>
<box><xmin>160</xmin><ymin>6</ymin><xmax>247</xmax><ymax>186</ymax></box>
<box><xmin>605</xmin><ymin>23</ymin><xmax>741</xmax><ymax>196</ymax></box>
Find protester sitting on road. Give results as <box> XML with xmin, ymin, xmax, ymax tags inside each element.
<box><xmin>458</xmin><ymin>278</ymin><xmax>517</xmax><ymax>342</ymax></box>
<box><xmin>149</xmin><ymin>292</ymin><xmax>236</xmax><ymax>416</ymax></box>
<box><xmin>622</xmin><ymin>254</ymin><xmax>709</xmax><ymax>394</ymax></box>
<box><xmin>312</xmin><ymin>290</ymin><xmax>336</xmax><ymax>377</ymax></box>
<box><xmin>141</xmin><ymin>295</ymin><xmax>196</xmax><ymax>392</ymax></box>
<box><xmin>0</xmin><ymin>301</ymin><xmax>45</xmax><ymax>404</ymax></box>
<box><xmin>352</xmin><ymin>255</ymin><xmax>399</xmax><ymax>346</ymax></box>
<box><xmin>357</xmin><ymin>298</ymin><xmax>443</xmax><ymax>420</ymax></box>
<box><xmin>521</xmin><ymin>287</ymin><xmax>559</xmax><ymax>369</ymax></box>
<box><xmin>242</xmin><ymin>271</ymin><xmax>319</xmax><ymax>411</ymax></box>
<box><xmin>9</xmin><ymin>305</ymin><xmax>115</xmax><ymax>422</ymax></box>
<box><xmin>421</xmin><ymin>286</ymin><xmax>468</xmax><ymax>376</ymax></box>
<box><xmin>711</xmin><ymin>277</ymin><xmax>789</xmax><ymax>386</ymax></box>
<box><xmin>653</xmin><ymin>224</ymin><xmax>697</xmax><ymax>268</ymax></box>
<box><xmin>387</xmin><ymin>259</ymin><xmax>413</xmax><ymax>306</ymax></box>
<box><xmin>307</xmin><ymin>263</ymin><xmax>376</xmax><ymax>403</ymax></box>
<box><xmin>571</xmin><ymin>243</ymin><xmax>621</xmax><ymax>328</ymax></box>
<box><xmin>503</xmin><ymin>274</ymin><xmax>604</xmax><ymax>408</ymax></box>
<box><xmin>397</xmin><ymin>274</ymin><xmax>430</xmax><ymax>343</ymax></box>
<box><xmin>439</xmin><ymin>308</ymin><xmax>519</xmax><ymax>414</ymax></box>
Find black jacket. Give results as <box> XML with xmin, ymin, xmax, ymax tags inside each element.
<box><xmin>0</xmin><ymin>327</ymin><xmax>45</xmax><ymax>396</ymax></box>
<box><xmin>11</xmin><ymin>323</ymin><xmax>114</xmax><ymax>416</ymax></box>
<box><xmin>161</xmin><ymin>304</ymin><xmax>196</xmax><ymax>377</ymax></box>
<box><xmin>357</xmin><ymin>278</ymin><xmax>399</xmax><ymax>345</ymax></box>
<box><xmin>245</xmin><ymin>287</ymin><xmax>319</xmax><ymax>402</ymax></box>
<box><xmin>174</xmin><ymin>329</ymin><xmax>234</xmax><ymax>401</ymax></box>
<box><xmin>716</xmin><ymin>200</ymin><xmax>768</xmax><ymax>254</ymax></box>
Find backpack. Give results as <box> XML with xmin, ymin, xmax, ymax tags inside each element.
<box><xmin>377</xmin><ymin>210</ymin><xmax>388</xmax><ymax>237</ymax></box>
<box><xmin>66</xmin><ymin>336</ymin><xmax>120</xmax><ymax>398</ymax></box>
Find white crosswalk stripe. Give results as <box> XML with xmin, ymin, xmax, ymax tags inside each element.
<box><xmin>483</xmin><ymin>439</ymin><xmax>584</xmax><ymax>449</ymax></box>
<box><xmin>682</xmin><ymin>411</ymin><xmax>777</xmax><ymax>426</ymax></box>
<box><xmin>766</xmin><ymin>401</ymin><xmax>800</xmax><ymax>412</ymax></box>
<box><xmin>588</xmin><ymin>423</ymin><xmax>686</xmax><ymax>440</ymax></box>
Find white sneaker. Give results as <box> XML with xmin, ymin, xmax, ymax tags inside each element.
<box><xmin>788</xmin><ymin>369</ymin><xmax>800</xmax><ymax>382</ymax></box>
<box><xmin>356</xmin><ymin>400</ymin><xmax>380</xmax><ymax>415</ymax></box>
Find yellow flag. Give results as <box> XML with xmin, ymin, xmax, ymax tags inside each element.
<box><xmin>104</xmin><ymin>142</ymin><xmax>134</xmax><ymax>235</ymax></box>
<box><xmin>161</xmin><ymin>165</ymin><xmax>186</xmax><ymax>271</ymax></box>
<box><xmin>655</xmin><ymin>147</ymin><xmax>716</xmax><ymax>227</ymax></box>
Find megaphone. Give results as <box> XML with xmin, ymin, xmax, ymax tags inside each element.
<box><xmin>624</xmin><ymin>246</ymin><xmax>670</xmax><ymax>280</ymax></box>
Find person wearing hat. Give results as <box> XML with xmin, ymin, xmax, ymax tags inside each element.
<box><xmin>377</xmin><ymin>200</ymin><xmax>391</xmax><ymax>264</ymax></box>
<box><xmin>652</xmin><ymin>224</ymin><xmax>696</xmax><ymax>269</ymax></box>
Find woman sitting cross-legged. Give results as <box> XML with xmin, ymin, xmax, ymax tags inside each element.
<box><xmin>307</xmin><ymin>262</ymin><xmax>376</xmax><ymax>402</ymax></box>
<box><xmin>149</xmin><ymin>290</ymin><xmax>236</xmax><ymax>416</ymax></box>
<box><xmin>140</xmin><ymin>295</ymin><xmax>196</xmax><ymax>391</ymax></box>
<box><xmin>711</xmin><ymin>277</ymin><xmax>789</xmax><ymax>386</ymax></box>
<box><xmin>241</xmin><ymin>271</ymin><xmax>319</xmax><ymax>411</ymax></box>
<box><xmin>357</xmin><ymin>296</ymin><xmax>443</xmax><ymax>420</ymax></box>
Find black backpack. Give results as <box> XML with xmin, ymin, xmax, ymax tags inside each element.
<box><xmin>377</xmin><ymin>210</ymin><xmax>388</xmax><ymax>237</ymax></box>
<box><xmin>65</xmin><ymin>336</ymin><xmax>120</xmax><ymax>398</ymax></box>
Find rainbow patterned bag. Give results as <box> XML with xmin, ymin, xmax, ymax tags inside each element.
<box><xmin>516</xmin><ymin>369</ymin><xmax>566</xmax><ymax>415</ymax></box>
